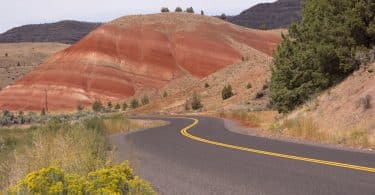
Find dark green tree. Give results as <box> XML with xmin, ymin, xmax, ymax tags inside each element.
<box><xmin>221</xmin><ymin>84</ymin><xmax>233</xmax><ymax>100</ymax></box>
<box><xmin>161</xmin><ymin>7</ymin><xmax>169</xmax><ymax>13</ymax></box>
<box><xmin>130</xmin><ymin>99</ymin><xmax>139</xmax><ymax>109</ymax></box>
<box><xmin>191</xmin><ymin>93</ymin><xmax>203</xmax><ymax>110</ymax></box>
<box><xmin>122</xmin><ymin>102</ymin><xmax>128</xmax><ymax>111</ymax></box>
<box><xmin>3</xmin><ymin>109</ymin><xmax>10</xmax><ymax>117</ymax></box>
<box><xmin>18</xmin><ymin>111</ymin><xmax>25</xmax><ymax>124</ymax></box>
<box><xmin>107</xmin><ymin>101</ymin><xmax>113</xmax><ymax>110</ymax></box>
<box><xmin>115</xmin><ymin>103</ymin><xmax>121</xmax><ymax>110</ymax></box>
<box><xmin>270</xmin><ymin>0</ymin><xmax>375</xmax><ymax>113</ymax></box>
<box><xmin>141</xmin><ymin>96</ymin><xmax>149</xmax><ymax>105</ymax></box>
<box><xmin>220</xmin><ymin>13</ymin><xmax>227</xmax><ymax>20</ymax></box>
<box><xmin>175</xmin><ymin>7</ymin><xmax>182</xmax><ymax>12</ymax></box>
<box><xmin>186</xmin><ymin>7</ymin><xmax>194</xmax><ymax>13</ymax></box>
<box><xmin>92</xmin><ymin>100</ymin><xmax>103</xmax><ymax>112</ymax></box>
<box><xmin>41</xmin><ymin>108</ymin><xmax>47</xmax><ymax>116</ymax></box>
<box><xmin>162</xmin><ymin>91</ymin><xmax>168</xmax><ymax>98</ymax></box>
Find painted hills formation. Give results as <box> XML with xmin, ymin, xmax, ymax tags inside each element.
<box><xmin>0</xmin><ymin>13</ymin><xmax>280</xmax><ymax>111</ymax></box>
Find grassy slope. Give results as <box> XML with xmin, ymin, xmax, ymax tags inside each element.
<box><xmin>0</xmin><ymin>42</ymin><xmax>69</xmax><ymax>88</ymax></box>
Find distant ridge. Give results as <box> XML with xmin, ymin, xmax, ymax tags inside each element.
<box><xmin>228</xmin><ymin>0</ymin><xmax>302</xmax><ymax>29</ymax></box>
<box><xmin>0</xmin><ymin>20</ymin><xmax>102</xmax><ymax>44</ymax></box>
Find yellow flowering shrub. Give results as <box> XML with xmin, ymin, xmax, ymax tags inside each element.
<box><xmin>8</xmin><ymin>162</ymin><xmax>155</xmax><ymax>195</ymax></box>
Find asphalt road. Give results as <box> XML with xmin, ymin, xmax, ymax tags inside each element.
<box><xmin>111</xmin><ymin>116</ymin><xmax>375</xmax><ymax>195</ymax></box>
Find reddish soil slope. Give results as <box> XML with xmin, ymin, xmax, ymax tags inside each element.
<box><xmin>0</xmin><ymin>13</ymin><xmax>280</xmax><ymax>111</ymax></box>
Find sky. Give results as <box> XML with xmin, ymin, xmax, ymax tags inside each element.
<box><xmin>0</xmin><ymin>0</ymin><xmax>275</xmax><ymax>33</ymax></box>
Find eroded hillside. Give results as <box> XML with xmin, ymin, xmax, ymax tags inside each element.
<box><xmin>0</xmin><ymin>13</ymin><xmax>280</xmax><ymax>111</ymax></box>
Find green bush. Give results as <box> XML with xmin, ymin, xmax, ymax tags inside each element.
<box><xmin>186</xmin><ymin>7</ymin><xmax>194</xmax><ymax>13</ymax></box>
<box><xmin>220</xmin><ymin>13</ymin><xmax>226</xmax><ymax>20</ymax></box>
<box><xmin>130</xmin><ymin>99</ymin><xmax>139</xmax><ymax>109</ymax></box>
<box><xmin>18</xmin><ymin>111</ymin><xmax>25</xmax><ymax>124</ymax></box>
<box><xmin>122</xmin><ymin>102</ymin><xmax>128</xmax><ymax>111</ymax></box>
<box><xmin>76</xmin><ymin>104</ymin><xmax>84</xmax><ymax>112</ymax></box>
<box><xmin>92</xmin><ymin>100</ymin><xmax>103</xmax><ymax>112</ymax></box>
<box><xmin>222</xmin><ymin>84</ymin><xmax>233</xmax><ymax>100</ymax></box>
<box><xmin>175</xmin><ymin>7</ymin><xmax>182</xmax><ymax>12</ymax></box>
<box><xmin>40</xmin><ymin>108</ymin><xmax>47</xmax><ymax>116</ymax></box>
<box><xmin>8</xmin><ymin>162</ymin><xmax>155</xmax><ymax>195</ymax></box>
<box><xmin>191</xmin><ymin>93</ymin><xmax>203</xmax><ymax>110</ymax></box>
<box><xmin>162</xmin><ymin>91</ymin><xmax>168</xmax><ymax>98</ymax></box>
<box><xmin>246</xmin><ymin>83</ymin><xmax>252</xmax><ymax>89</ymax></box>
<box><xmin>161</xmin><ymin>7</ymin><xmax>169</xmax><ymax>13</ymax></box>
<box><xmin>270</xmin><ymin>0</ymin><xmax>375</xmax><ymax>113</ymax></box>
<box><xmin>255</xmin><ymin>91</ymin><xmax>265</xmax><ymax>99</ymax></box>
<box><xmin>115</xmin><ymin>103</ymin><xmax>121</xmax><ymax>110</ymax></box>
<box><xmin>107</xmin><ymin>102</ymin><xmax>113</xmax><ymax>110</ymax></box>
<box><xmin>3</xmin><ymin>109</ymin><xmax>11</xmax><ymax>117</ymax></box>
<box><xmin>142</xmin><ymin>96</ymin><xmax>149</xmax><ymax>105</ymax></box>
<box><xmin>204</xmin><ymin>83</ymin><xmax>210</xmax><ymax>88</ymax></box>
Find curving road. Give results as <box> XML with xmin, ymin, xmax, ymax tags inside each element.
<box><xmin>111</xmin><ymin>116</ymin><xmax>375</xmax><ymax>195</ymax></box>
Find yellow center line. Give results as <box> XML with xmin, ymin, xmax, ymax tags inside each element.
<box><xmin>177</xmin><ymin>117</ymin><xmax>375</xmax><ymax>173</ymax></box>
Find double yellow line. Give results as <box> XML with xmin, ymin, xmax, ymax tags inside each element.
<box><xmin>179</xmin><ymin>117</ymin><xmax>375</xmax><ymax>173</ymax></box>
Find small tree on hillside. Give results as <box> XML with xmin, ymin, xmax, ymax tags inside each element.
<box><xmin>130</xmin><ymin>99</ymin><xmax>139</xmax><ymax>109</ymax></box>
<box><xmin>246</xmin><ymin>83</ymin><xmax>252</xmax><ymax>89</ymax></box>
<box><xmin>222</xmin><ymin>84</ymin><xmax>233</xmax><ymax>100</ymax></box>
<box><xmin>5</xmin><ymin>53</ymin><xmax>8</xmax><ymax>57</ymax></box>
<box><xmin>41</xmin><ymin>108</ymin><xmax>47</xmax><ymax>116</ymax></box>
<box><xmin>191</xmin><ymin>93</ymin><xmax>203</xmax><ymax>110</ymax></box>
<box><xmin>186</xmin><ymin>7</ymin><xmax>194</xmax><ymax>13</ymax></box>
<box><xmin>162</xmin><ymin>91</ymin><xmax>168</xmax><ymax>98</ymax></box>
<box><xmin>201</xmin><ymin>10</ymin><xmax>204</xmax><ymax>15</ymax></box>
<box><xmin>161</xmin><ymin>7</ymin><xmax>169</xmax><ymax>13</ymax></box>
<box><xmin>18</xmin><ymin>111</ymin><xmax>25</xmax><ymax>124</ymax></box>
<box><xmin>92</xmin><ymin>100</ymin><xmax>103</xmax><ymax>112</ymax></box>
<box><xmin>141</xmin><ymin>96</ymin><xmax>149</xmax><ymax>105</ymax></box>
<box><xmin>175</xmin><ymin>7</ymin><xmax>182</xmax><ymax>12</ymax></box>
<box><xmin>107</xmin><ymin>101</ymin><xmax>113</xmax><ymax>110</ymax></box>
<box><xmin>3</xmin><ymin>109</ymin><xmax>10</xmax><ymax>117</ymax></box>
<box><xmin>115</xmin><ymin>103</ymin><xmax>121</xmax><ymax>110</ymax></box>
<box><xmin>76</xmin><ymin>104</ymin><xmax>84</xmax><ymax>112</ymax></box>
<box><xmin>220</xmin><ymin>13</ymin><xmax>227</xmax><ymax>20</ymax></box>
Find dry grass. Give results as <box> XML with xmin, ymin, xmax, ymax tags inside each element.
<box><xmin>215</xmin><ymin>110</ymin><xmax>374</xmax><ymax>150</ymax></box>
<box><xmin>216</xmin><ymin>110</ymin><xmax>277</xmax><ymax>129</ymax></box>
<box><xmin>270</xmin><ymin>116</ymin><xmax>375</xmax><ymax>149</ymax></box>
<box><xmin>0</xmin><ymin>42</ymin><xmax>69</xmax><ymax>88</ymax></box>
<box><xmin>0</xmin><ymin>113</ymin><xmax>167</xmax><ymax>190</ymax></box>
<box><xmin>0</xmin><ymin>120</ymin><xmax>111</xmax><ymax>189</ymax></box>
<box><xmin>103</xmin><ymin>115</ymin><xmax>168</xmax><ymax>135</ymax></box>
